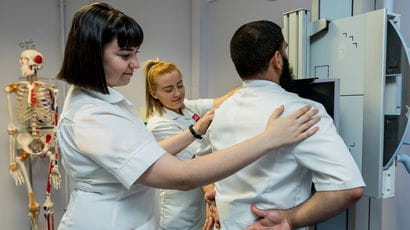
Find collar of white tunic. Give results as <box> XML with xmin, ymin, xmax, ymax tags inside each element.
<box><xmin>242</xmin><ymin>79</ymin><xmax>284</xmax><ymax>91</ymax></box>
<box><xmin>64</xmin><ymin>85</ymin><xmax>137</xmax><ymax>117</ymax></box>
<box><xmin>82</xmin><ymin>86</ymin><xmax>133</xmax><ymax>106</ymax></box>
<box><xmin>157</xmin><ymin>99</ymin><xmax>193</xmax><ymax>121</ymax></box>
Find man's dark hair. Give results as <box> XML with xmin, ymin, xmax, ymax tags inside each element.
<box><xmin>230</xmin><ymin>20</ymin><xmax>284</xmax><ymax>80</ymax></box>
<box><xmin>57</xmin><ymin>2</ymin><xmax>143</xmax><ymax>94</ymax></box>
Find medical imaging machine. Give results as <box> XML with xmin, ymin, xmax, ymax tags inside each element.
<box><xmin>283</xmin><ymin>0</ymin><xmax>410</xmax><ymax>229</ymax></box>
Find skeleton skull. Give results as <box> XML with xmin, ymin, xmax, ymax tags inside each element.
<box><xmin>19</xmin><ymin>49</ymin><xmax>43</xmax><ymax>76</ymax></box>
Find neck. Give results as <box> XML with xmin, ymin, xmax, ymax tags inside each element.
<box><xmin>28</xmin><ymin>73</ymin><xmax>38</xmax><ymax>82</ymax></box>
<box><xmin>248</xmin><ymin>72</ymin><xmax>280</xmax><ymax>84</ymax></box>
<box><xmin>166</xmin><ymin>107</ymin><xmax>183</xmax><ymax>115</ymax></box>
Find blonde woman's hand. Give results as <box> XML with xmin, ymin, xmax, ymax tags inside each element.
<box><xmin>264</xmin><ymin>105</ymin><xmax>320</xmax><ymax>149</ymax></box>
<box><xmin>193</xmin><ymin>108</ymin><xmax>216</xmax><ymax>136</ymax></box>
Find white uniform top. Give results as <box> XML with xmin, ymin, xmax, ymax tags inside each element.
<box><xmin>208</xmin><ymin>80</ymin><xmax>365</xmax><ymax>230</ymax></box>
<box><xmin>57</xmin><ymin>86</ymin><xmax>166</xmax><ymax>230</ymax></box>
<box><xmin>147</xmin><ymin>98</ymin><xmax>213</xmax><ymax>230</ymax></box>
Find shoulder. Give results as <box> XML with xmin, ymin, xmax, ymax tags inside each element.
<box><xmin>219</xmin><ymin>86</ymin><xmax>307</xmax><ymax>110</ymax></box>
<box><xmin>285</xmin><ymin>94</ymin><xmax>331</xmax><ymax>120</ymax></box>
<box><xmin>184</xmin><ymin>98</ymin><xmax>213</xmax><ymax>108</ymax></box>
<box><xmin>184</xmin><ymin>98</ymin><xmax>213</xmax><ymax>116</ymax></box>
<box><xmin>146</xmin><ymin>114</ymin><xmax>177</xmax><ymax>131</ymax></box>
<box><xmin>63</xmin><ymin>90</ymin><xmax>128</xmax><ymax>123</ymax></box>
<box><xmin>220</xmin><ymin>87</ymin><xmax>332</xmax><ymax>125</ymax></box>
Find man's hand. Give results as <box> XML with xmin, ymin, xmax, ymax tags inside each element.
<box><xmin>246</xmin><ymin>205</ymin><xmax>291</xmax><ymax>230</ymax></box>
<box><xmin>202</xmin><ymin>190</ymin><xmax>220</xmax><ymax>230</ymax></box>
<box><xmin>247</xmin><ymin>188</ymin><xmax>364</xmax><ymax>230</ymax></box>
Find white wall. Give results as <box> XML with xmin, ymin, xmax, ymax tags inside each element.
<box><xmin>394</xmin><ymin>0</ymin><xmax>410</xmax><ymax>49</ymax></box>
<box><xmin>203</xmin><ymin>0</ymin><xmax>311</xmax><ymax>98</ymax></box>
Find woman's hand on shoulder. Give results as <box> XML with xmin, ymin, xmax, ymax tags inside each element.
<box><xmin>193</xmin><ymin>108</ymin><xmax>216</xmax><ymax>135</ymax></box>
<box><xmin>264</xmin><ymin>105</ymin><xmax>320</xmax><ymax>148</ymax></box>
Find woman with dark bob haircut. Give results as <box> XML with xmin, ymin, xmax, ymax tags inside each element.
<box><xmin>56</xmin><ymin>2</ymin><xmax>320</xmax><ymax>229</ymax></box>
<box><xmin>57</xmin><ymin>1</ymin><xmax>143</xmax><ymax>94</ymax></box>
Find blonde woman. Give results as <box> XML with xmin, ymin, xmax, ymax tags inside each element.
<box><xmin>145</xmin><ymin>60</ymin><xmax>238</xmax><ymax>229</ymax></box>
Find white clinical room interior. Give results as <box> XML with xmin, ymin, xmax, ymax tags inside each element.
<box><xmin>1</xmin><ymin>0</ymin><xmax>410</xmax><ymax>229</ymax></box>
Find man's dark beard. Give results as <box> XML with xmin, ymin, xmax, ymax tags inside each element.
<box><xmin>279</xmin><ymin>56</ymin><xmax>318</xmax><ymax>98</ymax></box>
<box><xmin>279</xmin><ymin>57</ymin><xmax>296</xmax><ymax>92</ymax></box>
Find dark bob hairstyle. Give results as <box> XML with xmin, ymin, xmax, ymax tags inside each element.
<box><xmin>57</xmin><ymin>2</ymin><xmax>143</xmax><ymax>94</ymax></box>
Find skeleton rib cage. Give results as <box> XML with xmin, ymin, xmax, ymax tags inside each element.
<box><xmin>14</xmin><ymin>81</ymin><xmax>57</xmax><ymax>155</ymax></box>
<box><xmin>16</xmin><ymin>82</ymin><xmax>54</xmax><ymax>124</ymax></box>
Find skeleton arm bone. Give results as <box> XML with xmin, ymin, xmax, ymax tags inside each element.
<box><xmin>4</xmin><ymin>84</ymin><xmax>25</xmax><ymax>185</ymax></box>
<box><xmin>49</xmin><ymin>86</ymin><xmax>62</xmax><ymax>190</ymax></box>
<box><xmin>50</xmin><ymin>87</ymin><xmax>60</xmax><ymax>127</ymax></box>
<box><xmin>47</xmin><ymin>150</ymin><xmax>61</xmax><ymax>190</ymax></box>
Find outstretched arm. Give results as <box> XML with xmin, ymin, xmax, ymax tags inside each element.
<box><xmin>157</xmin><ymin>108</ymin><xmax>215</xmax><ymax>155</ymax></box>
<box><xmin>159</xmin><ymin>86</ymin><xmax>239</xmax><ymax>155</ymax></box>
<box><xmin>247</xmin><ymin>187</ymin><xmax>364</xmax><ymax>230</ymax></box>
<box><xmin>137</xmin><ymin>105</ymin><xmax>320</xmax><ymax>190</ymax></box>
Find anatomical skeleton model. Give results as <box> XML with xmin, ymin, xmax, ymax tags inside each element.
<box><xmin>4</xmin><ymin>49</ymin><xmax>62</xmax><ymax>230</ymax></box>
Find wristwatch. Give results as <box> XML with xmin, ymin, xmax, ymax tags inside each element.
<box><xmin>189</xmin><ymin>124</ymin><xmax>203</xmax><ymax>139</ymax></box>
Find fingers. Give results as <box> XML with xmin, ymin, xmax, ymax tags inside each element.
<box><xmin>52</xmin><ymin>175</ymin><xmax>62</xmax><ymax>190</ymax></box>
<box><xmin>51</xmin><ymin>168</ymin><xmax>62</xmax><ymax>190</ymax></box>
<box><xmin>303</xmin><ymin>126</ymin><xmax>319</xmax><ymax>139</ymax></box>
<box><xmin>13</xmin><ymin>175</ymin><xmax>20</xmax><ymax>186</ymax></box>
<box><xmin>195</xmin><ymin>109</ymin><xmax>216</xmax><ymax>135</ymax></box>
<box><xmin>213</xmin><ymin>205</ymin><xmax>220</xmax><ymax>228</ymax></box>
<box><xmin>202</xmin><ymin>217</ymin><xmax>214</xmax><ymax>230</ymax></box>
<box><xmin>299</xmin><ymin>115</ymin><xmax>320</xmax><ymax>133</ymax></box>
<box><xmin>14</xmin><ymin>171</ymin><xmax>25</xmax><ymax>186</ymax></box>
<box><xmin>204</xmin><ymin>190</ymin><xmax>216</xmax><ymax>201</ymax></box>
<box><xmin>270</xmin><ymin>105</ymin><xmax>285</xmax><ymax>120</ymax></box>
<box><xmin>246</xmin><ymin>223</ymin><xmax>269</xmax><ymax>230</ymax></box>
<box><xmin>204</xmin><ymin>193</ymin><xmax>220</xmax><ymax>229</ymax></box>
<box><xmin>296</xmin><ymin>108</ymin><xmax>319</xmax><ymax>126</ymax></box>
<box><xmin>251</xmin><ymin>204</ymin><xmax>267</xmax><ymax>218</ymax></box>
<box><xmin>286</xmin><ymin>105</ymin><xmax>320</xmax><ymax>142</ymax></box>
<box><xmin>207</xmin><ymin>107</ymin><xmax>217</xmax><ymax>115</ymax></box>
<box><xmin>287</xmin><ymin>105</ymin><xmax>312</xmax><ymax>119</ymax></box>
<box><xmin>203</xmin><ymin>202</ymin><xmax>215</xmax><ymax>230</ymax></box>
<box><xmin>203</xmin><ymin>108</ymin><xmax>216</xmax><ymax>120</ymax></box>
<box><xmin>292</xmin><ymin>113</ymin><xmax>320</xmax><ymax>140</ymax></box>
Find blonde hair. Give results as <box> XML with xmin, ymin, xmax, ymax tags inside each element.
<box><xmin>144</xmin><ymin>59</ymin><xmax>182</xmax><ymax>118</ymax></box>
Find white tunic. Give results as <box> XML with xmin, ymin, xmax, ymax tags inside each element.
<box><xmin>57</xmin><ymin>86</ymin><xmax>166</xmax><ymax>230</ymax></box>
<box><xmin>147</xmin><ymin>99</ymin><xmax>213</xmax><ymax>230</ymax></box>
<box><xmin>208</xmin><ymin>80</ymin><xmax>365</xmax><ymax>229</ymax></box>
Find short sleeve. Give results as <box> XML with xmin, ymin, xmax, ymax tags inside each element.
<box><xmin>71</xmin><ymin>104</ymin><xmax>166</xmax><ymax>189</ymax></box>
<box><xmin>289</xmin><ymin>100</ymin><xmax>365</xmax><ymax>191</ymax></box>
<box><xmin>147</xmin><ymin>118</ymin><xmax>208</xmax><ymax>160</ymax></box>
<box><xmin>184</xmin><ymin>99</ymin><xmax>213</xmax><ymax>117</ymax></box>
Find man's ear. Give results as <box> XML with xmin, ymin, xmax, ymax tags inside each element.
<box><xmin>271</xmin><ymin>50</ymin><xmax>283</xmax><ymax>70</ymax></box>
